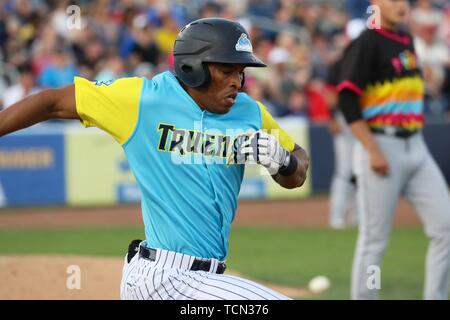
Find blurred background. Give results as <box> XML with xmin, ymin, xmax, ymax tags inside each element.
<box><xmin>1</xmin><ymin>0</ymin><xmax>449</xmax><ymax>119</ymax></box>
<box><xmin>0</xmin><ymin>0</ymin><xmax>449</xmax><ymax>300</ymax></box>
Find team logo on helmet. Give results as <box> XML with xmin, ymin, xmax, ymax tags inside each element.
<box><xmin>235</xmin><ymin>33</ymin><xmax>253</xmax><ymax>53</ymax></box>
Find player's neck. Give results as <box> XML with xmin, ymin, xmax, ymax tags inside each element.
<box><xmin>380</xmin><ymin>18</ymin><xmax>401</xmax><ymax>33</ymax></box>
<box><xmin>177</xmin><ymin>78</ymin><xmax>207</xmax><ymax>111</ymax></box>
<box><xmin>183</xmin><ymin>84</ymin><xmax>208</xmax><ymax>111</ymax></box>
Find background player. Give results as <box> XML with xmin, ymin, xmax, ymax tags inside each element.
<box><xmin>327</xmin><ymin>56</ymin><xmax>357</xmax><ymax>229</ymax></box>
<box><xmin>0</xmin><ymin>18</ymin><xmax>309</xmax><ymax>300</ymax></box>
<box><xmin>326</xmin><ymin>21</ymin><xmax>367</xmax><ymax>230</ymax></box>
<box><xmin>337</xmin><ymin>0</ymin><xmax>450</xmax><ymax>299</ymax></box>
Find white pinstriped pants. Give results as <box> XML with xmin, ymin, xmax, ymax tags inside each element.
<box><xmin>120</xmin><ymin>244</ymin><xmax>290</xmax><ymax>300</ymax></box>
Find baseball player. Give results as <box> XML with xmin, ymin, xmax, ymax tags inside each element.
<box><xmin>0</xmin><ymin>18</ymin><xmax>309</xmax><ymax>300</ymax></box>
<box><xmin>337</xmin><ymin>0</ymin><xmax>450</xmax><ymax>299</ymax></box>
<box><xmin>327</xmin><ymin>22</ymin><xmax>367</xmax><ymax>230</ymax></box>
<box><xmin>326</xmin><ymin>58</ymin><xmax>357</xmax><ymax>229</ymax></box>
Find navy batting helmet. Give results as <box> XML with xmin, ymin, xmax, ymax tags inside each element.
<box><xmin>173</xmin><ymin>18</ymin><xmax>266</xmax><ymax>88</ymax></box>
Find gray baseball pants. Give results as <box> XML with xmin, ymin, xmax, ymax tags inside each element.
<box><xmin>351</xmin><ymin>132</ymin><xmax>450</xmax><ymax>299</ymax></box>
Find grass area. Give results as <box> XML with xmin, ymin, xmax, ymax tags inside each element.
<box><xmin>0</xmin><ymin>227</ymin><xmax>145</xmax><ymax>256</ymax></box>
<box><xmin>0</xmin><ymin>226</ymin><xmax>430</xmax><ymax>299</ymax></box>
<box><xmin>228</xmin><ymin>226</ymin><xmax>428</xmax><ymax>300</ymax></box>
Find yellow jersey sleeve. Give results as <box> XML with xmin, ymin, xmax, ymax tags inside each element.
<box><xmin>74</xmin><ymin>77</ymin><xmax>144</xmax><ymax>144</ymax></box>
<box><xmin>257</xmin><ymin>101</ymin><xmax>296</xmax><ymax>152</ymax></box>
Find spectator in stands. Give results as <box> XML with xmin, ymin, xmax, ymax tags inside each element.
<box><xmin>3</xmin><ymin>63</ymin><xmax>40</xmax><ymax>109</ymax></box>
<box><xmin>440</xmin><ymin>4</ymin><xmax>450</xmax><ymax>48</ymax></box>
<box><xmin>285</xmin><ymin>88</ymin><xmax>308</xmax><ymax>118</ymax></box>
<box><xmin>0</xmin><ymin>0</ymin><xmax>447</xmax><ymax>122</ymax></box>
<box><xmin>38</xmin><ymin>48</ymin><xmax>78</xmax><ymax>88</ymax></box>
<box><xmin>412</xmin><ymin>1</ymin><xmax>450</xmax><ymax>115</ymax></box>
<box><xmin>95</xmin><ymin>53</ymin><xmax>126</xmax><ymax>81</ymax></box>
<box><xmin>129</xmin><ymin>14</ymin><xmax>161</xmax><ymax>67</ymax></box>
<box><xmin>265</xmin><ymin>45</ymin><xmax>293</xmax><ymax>115</ymax></box>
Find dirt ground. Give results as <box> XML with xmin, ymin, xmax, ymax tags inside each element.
<box><xmin>0</xmin><ymin>255</ymin><xmax>309</xmax><ymax>300</ymax></box>
<box><xmin>0</xmin><ymin>196</ymin><xmax>421</xmax><ymax>299</ymax></box>
<box><xmin>0</xmin><ymin>255</ymin><xmax>123</xmax><ymax>300</ymax></box>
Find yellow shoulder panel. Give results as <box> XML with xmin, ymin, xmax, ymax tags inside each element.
<box><xmin>257</xmin><ymin>101</ymin><xmax>296</xmax><ymax>152</ymax></box>
<box><xmin>74</xmin><ymin>77</ymin><xmax>144</xmax><ymax>144</ymax></box>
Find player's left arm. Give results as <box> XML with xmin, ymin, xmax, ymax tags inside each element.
<box><xmin>246</xmin><ymin>102</ymin><xmax>309</xmax><ymax>189</ymax></box>
<box><xmin>0</xmin><ymin>85</ymin><xmax>78</xmax><ymax>137</ymax></box>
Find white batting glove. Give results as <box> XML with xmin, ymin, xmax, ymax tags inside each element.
<box><xmin>239</xmin><ymin>131</ymin><xmax>293</xmax><ymax>175</ymax></box>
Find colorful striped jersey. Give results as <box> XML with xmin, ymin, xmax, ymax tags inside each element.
<box><xmin>337</xmin><ymin>28</ymin><xmax>424</xmax><ymax>131</ymax></box>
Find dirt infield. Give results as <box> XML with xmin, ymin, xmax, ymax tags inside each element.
<box><xmin>0</xmin><ymin>255</ymin><xmax>310</xmax><ymax>300</ymax></box>
<box><xmin>0</xmin><ymin>196</ymin><xmax>420</xmax><ymax>229</ymax></box>
<box><xmin>0</xmin><ymin>255</ymin><xmax>122</xmax><ymax>300</ymax></box>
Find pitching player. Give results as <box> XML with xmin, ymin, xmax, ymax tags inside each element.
<box><xmin>0</xmin><ymin>18</ymin><xmax>309</xmax><ymax>300</ymax></box>
<box><xmin>337</xmin><ymin>0</ymin><xmax>450</xmax><ymax>299</ymax></box>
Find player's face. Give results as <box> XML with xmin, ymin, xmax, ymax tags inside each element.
<box><xmin>374</xmin><ymin>0</ymin><xmax>409</xmax><ymax>29</ymax></box>
<box><xmin>203</xmin><ymin>63</ymin><xmax>245</xmax><ymax>114</ymax></box>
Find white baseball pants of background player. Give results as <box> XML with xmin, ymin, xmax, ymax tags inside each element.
<box><xmin>120</xmin><ymin>242</ymin><xmax>290</xmax><ymax>300</ymax></box>
<box><xmin>351</xmin><ymin>132</ymin><xmax>450</xmax><ymax>300</ymax></box>
<box><xmin>329</xmin><ymin>113</ymin><xmax>357</xmax><ymax>228</ymax></box>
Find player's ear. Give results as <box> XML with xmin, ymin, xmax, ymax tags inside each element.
<box><xmin>240</xmin><ymin>72</ymin><xmax>245</xmax><ymax>90</ymax></box>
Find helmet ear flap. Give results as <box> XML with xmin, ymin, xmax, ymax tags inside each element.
<box><xmin>174</xmin><ymin>59</ymin><xmax>210</xmax><ymax>88</ymax></box>
<box><xmin>201</xmin><ymin>63</ymin><xmax>211</xmax><ymax>88</ymax></box>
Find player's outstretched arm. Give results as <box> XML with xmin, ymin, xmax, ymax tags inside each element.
<box><xmin>0</xmin><ymin>84</ymin><xmax>78</xmax><ymax>137</ymax></box>
<box><xmin>272</xmin><ymin>144</ymin><xmax>309</xmax><ymax>189</ymax></box>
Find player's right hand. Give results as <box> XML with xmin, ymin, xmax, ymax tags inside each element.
<box><xmin>369</xmin><ymin>149</ymin><xmax>389</xmax><ymax>176</ymax></box>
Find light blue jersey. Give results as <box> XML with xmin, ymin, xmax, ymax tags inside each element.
<box><xmin>75</xmin><ymin>71</ymin><xmax>295</xmax><ymax>260</ymax></box>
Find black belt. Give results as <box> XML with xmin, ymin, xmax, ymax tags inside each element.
<box><xmin>139</xmin><ymin>246</ymin><xmax>226</xmax><ymax>274</ymax></box>
<box><xmin>370</xmin><ymin>127</ymin><xmax>418</xmax><ymax>139</ymax></box>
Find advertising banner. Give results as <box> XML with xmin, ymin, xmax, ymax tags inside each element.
<box><xmin>0</xmin><ymin>131</ymin><xmax>65</xmax><ymax>206</ymax></box>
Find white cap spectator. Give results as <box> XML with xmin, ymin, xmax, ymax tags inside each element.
<box><xmin>268</xmin><ymin>47</ymin><xmax>290</xmax><ymax>65</ymax></box>
<box><xmin>345</xmin><ymin>18</ymin><xmax>366</xmax><ymax>40</ymax></box>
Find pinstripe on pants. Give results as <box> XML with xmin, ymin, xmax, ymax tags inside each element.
<box><xmin>120</xmin><ymin>245</ymin><xmax>290</xmax><ymax>300</ymax></box>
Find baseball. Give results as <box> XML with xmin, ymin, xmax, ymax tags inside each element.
<box><xmin>308</xmin><ymin>275</ymin><xmax>330</xmax><ymax>294</ymax></box>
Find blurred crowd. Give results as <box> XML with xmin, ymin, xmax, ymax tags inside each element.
<box><xmin>0</xmin><ymin>0</ymin><xmax>449</xmax><ymax>122</ymax></box>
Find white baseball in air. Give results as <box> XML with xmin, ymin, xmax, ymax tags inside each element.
<box><xmin>308</xmin><ymin>275</ymin><xmax>331</xmax><ymax>294</ymax></box>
